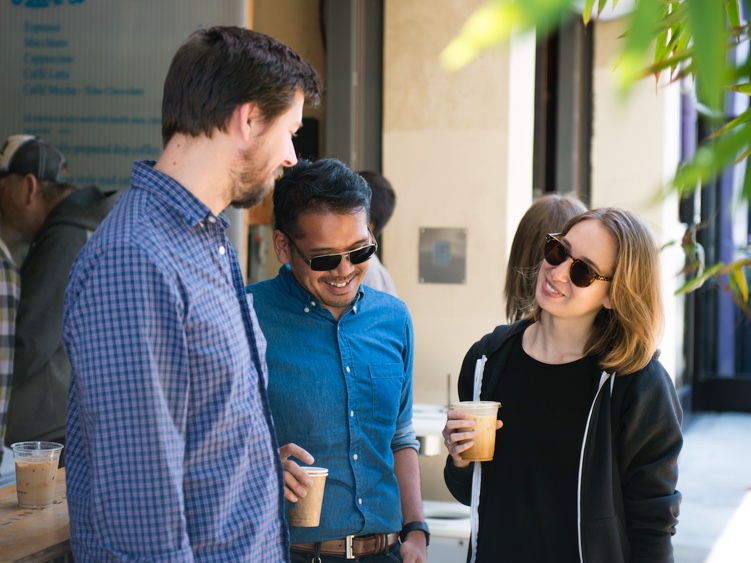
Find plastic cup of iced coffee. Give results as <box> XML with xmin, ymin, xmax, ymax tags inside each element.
<box><xmin>288</xmin><ymin>466</ymin><xmax>328</xmax><ymax>527</ymax></box>
<box><xmin>11</xmin><ymin>441</ymin><xmax>64</xmax><ymax>508</ymax></box>
<box><xmin>450</xmin><ymin>401</ymin><xmax>501</xmax><ymax>462</ymax></box>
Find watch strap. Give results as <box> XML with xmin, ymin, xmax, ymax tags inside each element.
<box><xmin>400</xmin><ymin>520</ymin><xmax>430</xmax><ymax>546</ymax></box>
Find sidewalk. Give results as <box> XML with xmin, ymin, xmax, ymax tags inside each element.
<box><xmin>673</xmin><ymin>412</ymin><xmax>751</xmax><ymax>562</ymax></box>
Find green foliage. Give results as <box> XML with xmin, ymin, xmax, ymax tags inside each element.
<box><xmin>440</xmin><ymin>0</ymin><xmax>574</xmax><ymax>70</ymax></box>
<box><xmin>440</xmin><ymin>0</ymin><xmax>751</xmax><ymax>314</ymax></box>
<box><xmin>441</xmin><ymin>0</ymin><xmax>749</xmax><ymax>199</ymax></box>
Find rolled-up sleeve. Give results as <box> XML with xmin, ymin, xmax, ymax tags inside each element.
<box><xmin>392</xmin><ymin>313</ymin><xmax>419</xmax><ymax>452</ymax></box>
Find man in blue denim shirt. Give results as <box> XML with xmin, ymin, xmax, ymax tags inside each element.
<box><xmin>247</xmin><ymin>158</ymin><xmax>428</xmax><ymax>563</ymax></box>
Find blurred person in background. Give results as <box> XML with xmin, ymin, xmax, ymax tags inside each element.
<box><xmin>359</xmin><ymin>170</ymin><xmax>399</xmax><ymax>297</ymax></box>
<box><xmin>504</xmin><ymin>193</ymin><xmax>587</xmax><ymax>323</ymax></box>
<box><xmin>0</xmin><ymin>135</ymin><xmax>118</xmax><ymax>462</ymax></box>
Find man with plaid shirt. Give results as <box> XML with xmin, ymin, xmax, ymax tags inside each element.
<box><xmin>0</xmin><ymin>237</ymin><xmax>18</xmax><ymax>466</ymax></box>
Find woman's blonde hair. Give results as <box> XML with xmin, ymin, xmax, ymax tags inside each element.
<box><xmin>505</xmin><ymin>194</ymin><xmax>587</xmax><ymax>323</ymax></box>
<box><xmin>534</xmin><ymin>207</ymin><xmax>664</xmax><ymax>375</ymax></box>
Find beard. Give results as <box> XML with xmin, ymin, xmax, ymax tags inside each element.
<box><xmin>229</xmin><ymin>147</ymin><xmax>281</xmax><ymax>209</ymax></box>
<box><xmin>229</xmin><ymin>178</ymin><xmax>270</xmax><ymax>209</ymax></box>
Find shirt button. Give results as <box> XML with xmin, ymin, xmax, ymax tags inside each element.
<box><xmin>310</xmin><ymin>301</ymin><xmax>316</xmax><ymax>306</ymax></box>
<box><xmin>304</xmin><ymin>307</ymin><xmax>310</xmax><ymax>313</ymax></box>
<box><xmin>358</xmin><ymin>498</ymin><xmax>363</xmax><ymax>505</ymax></box>
<box><xmin>208</xmin><ymin>216</ymin><xmax>217</xmax><ymax>223</ymax></box>
<box><xmin>353</xmin><ymin>454</ymin><xmax>358</xmax><ymax>461</ymax></box>
<box><xmin>345</xmin><ymin>366</ymin><xmax>350</xmax><ymax>373</ymax></box>
<box><xmin>218</xmin><ymin>246</ymin><xmax>226</xmax><ymax>255</ymax></box>
<box><xmin>350</xmin><ymin>410</ymin><xmax>354</xmax><ymax>417</ymax></box>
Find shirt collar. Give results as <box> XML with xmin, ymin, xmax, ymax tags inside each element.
<box><xmin>277</xmin><ymin>264</ymin><xmax>365</xmax><ymax>317</ymax></box>
<box><xmin>0</xmin><ymin>237</ymin><xmax>16</xmax><ymax>267</ymax></box>
<box><xmin>130</xmin><ymin>160</ymin><xmax>229</xmax><ymax>229</ymax></box>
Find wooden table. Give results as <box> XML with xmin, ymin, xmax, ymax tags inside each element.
<box><xmin>0</xmin><ymin>468</ymin><xmax>71</xmax><ymax>563</ymax></box>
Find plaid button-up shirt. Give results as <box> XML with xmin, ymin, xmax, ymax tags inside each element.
<box><xmin>0</xmin><ymin>239</ymin><xmax>19</xmax><ymax>465</ymax></box>
<box><xmin>63</xmin><ymin>160</ymin><xmax>289</xmax><ymax>562</ymax></box>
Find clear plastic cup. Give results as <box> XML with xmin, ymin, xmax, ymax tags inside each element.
<box><xmin>11</xmin><ymin>441</ymin><xmax>64</xmax><ymax>508</ymax></box>
<box><xmin>450</xmin><ymin>401</ymin><xmax>501</xmax><ymax>461</ymax></box>
<box><xmin>288</xmin><ymin>467</ymin><xmax>328</xmax><ymax>527</ymax></box>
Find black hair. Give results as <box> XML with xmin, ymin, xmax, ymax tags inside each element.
<box><xmin>273</xmin><ymin>158</ymin><xmax>372</xmax><ymax>239</ymax></box>
<box><xmin>358</xmin><ymin>170</ymin><xmax>396</xmax><ymax>237</ymax></box>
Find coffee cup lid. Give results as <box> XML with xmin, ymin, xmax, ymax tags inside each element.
<box><xmin>450</xmin><ymin>401</ymin><xmax>501</xmax><ymax>409</ymax></box>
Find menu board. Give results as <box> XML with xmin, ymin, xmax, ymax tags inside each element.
<box><xmin>0</xmin><ymin>0</ymin><xmax>246</xmax><ymax>189</ymax></box>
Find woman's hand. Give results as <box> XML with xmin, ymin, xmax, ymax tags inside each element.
<box><xmin>279</xmin><ymin>443</ymin><xmax>315</xmax><ymax>502</ymax></box>
<box><xmin>442</xmin><ymin>411</ymin><xmax>503</xmax><ymax>468</ymax></box>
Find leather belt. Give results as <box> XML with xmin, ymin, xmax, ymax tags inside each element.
<box><xmin>291</xmin><ymin>533</ymin><xmax>399</xmax><ymax>559</ymax></box>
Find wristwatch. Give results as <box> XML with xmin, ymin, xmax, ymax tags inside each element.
<box><xmin>400</xmin><ymin>520</ymin><xmax>431</xmax><ymax>546</ymax></box>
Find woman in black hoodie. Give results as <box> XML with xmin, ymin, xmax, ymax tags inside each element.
<box><xmin>443</xmin><ymin>207</ymin><xmax>682</xmax><ymax>563</ymax></box>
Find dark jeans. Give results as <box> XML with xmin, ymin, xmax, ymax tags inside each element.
<box><xmin>291</xmin><ymin>542</ymin><xmax>402</xmax><ymax>563</ymax></box>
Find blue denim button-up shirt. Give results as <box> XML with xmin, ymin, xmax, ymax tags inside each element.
<box><xmin>247</xmin><ymin>265</ymin><xmax>418</xmax><ymax>543</ymax></box>
<box><xmin>63</xmin><ymin>161</ymin><xmax>288</xmax><ymax>562</ymax></box>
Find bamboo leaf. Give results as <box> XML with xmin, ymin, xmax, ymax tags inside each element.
<box><xmin>686</xmin><ymin>0</ymin><xmax>726</xmax><ymax>112</ymax></box>
<box><xmin>673</xmin><ymin>125</ymin><xmax>751</xmax><ymax>192</ymax></box>
<box><xmin>675</xmin><ymin>263</ymin><xmax>725</xmax><ymax>295</ymax></box>
<box><xmin>744</xmin><ymin>158</ymin><xmax>751</xmax><ymax>202</ymax></box>
<box><xmin>676</xmin><ymin>17</ymin><xmax>693</xmax><ymax>54</ymax></box>
<box><xmin>729</xmin><ymin>83</ymin><xmax>751</xmax><ymax>95</ymax></box>
<box><xmin>583</xmin><ymin>0</ymin><xmax>596</xmax><ymax>25</ymax></box>
<box><xmin>440</xmin><ymin>1</ymin><xmax>520</xmax><ymax>71</ymax></box>
<box><xmin>737</xmin><ymin>146</ymin><xmax>751</xmax><ymax>166</ymax></box>
<box><xmin>440</xmin><ymin>0</ymin><xmax>571</xmax><ymax>71</ymax></box>
<box><xmin>664</xmin><ymin>21</ymin><xmax>685</xmax><ymax>54</ymax></box>
<box><xmin>710</xmin><ymin>106</ymin><xmax>751</xmax><ymax>138</ymax></box>
<box><xmin>654</xmin><ymin>26</ymin><xmax>670</xmax><ymax>64</ymax></box>
<box><xmin>728</xmin><ymin>262</ymin><xmax>749</xmax><ymax>303</ymax></box>
<box><xmin>644</xmin><ymin>46</ymin><xmax>693</xmax><ymax>76</ymax></box>
<box><xmin>615</xmin><ymin>0</ymin><xmax>662</xmax><ymax>91</ymax></box>
<box><xmin>726</xmin><ymin>0</ymin><xmax>741</xmax><ymax>34</ymax></box>
<box><xmin>657</xmin><ymin>3</ymin><xmax>688</xmax><ymax>32</ymax></box>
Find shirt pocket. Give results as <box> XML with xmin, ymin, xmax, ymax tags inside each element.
<box><xmin>369</xmin><ymin>363</ymin><xmax>404</xmax><ymax>425</ymax></box>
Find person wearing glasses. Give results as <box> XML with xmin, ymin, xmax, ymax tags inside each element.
<box><xmin>246</xmin><ymin>158</ymin><xmax>428</xmax><ymax>563</ymax></box>
<box><xmin>442</xmin><ymin>207</ymin><xmax>682</xmax><ymax>562</ymax></box>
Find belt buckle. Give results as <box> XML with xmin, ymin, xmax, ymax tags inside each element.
<box><xmin>345</xmin><ymin>535</ymin><xmax>355</xmax><ymax>559</ymax></box>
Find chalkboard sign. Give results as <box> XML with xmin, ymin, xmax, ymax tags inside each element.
<box><xmin>0</xmin><ymin>0</ymin><xmax>246</xmax><ymax>189</ymax></box>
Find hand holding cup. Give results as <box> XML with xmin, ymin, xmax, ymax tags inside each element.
<box><xmin>443</xmin><ymin>401</ymin><xmax>502</xmax><ymax>467</ymax></box>
<box><xmin>279</xmin><ymin>443</ymin><xmax>327</xmax><ymax>527</ymax></box>
<box><xmin>279</xmin><ymin>443</ymin><xmax>315</xmax><ymax>502</ymax></box>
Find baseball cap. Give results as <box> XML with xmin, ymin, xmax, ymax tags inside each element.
<box><xmin>0</xmin><ymin>134</ymin><xmax>68</xmax><ymax>182</ymax></box>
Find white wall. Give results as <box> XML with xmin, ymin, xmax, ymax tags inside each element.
<box><xmin>383</xmin><ymin>0</ymin><xmax>537</xmax><ymax>500</ymax></box>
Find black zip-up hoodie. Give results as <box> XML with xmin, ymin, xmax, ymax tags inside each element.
<box><xmin>6</xmin><ymin>186</ymin><xmax>119</xmax><ymax>445</ymax></box>
<box><xmin>444</xmin><ymin>319</ymin><xmax>683</xmax><ymax>563</ymax></box>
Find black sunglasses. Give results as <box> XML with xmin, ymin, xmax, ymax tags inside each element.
<box><xmin>543</xmin><ymin>233</ymin><xmax>613</xmax><ymax>288</ymax></box>
<box><xmin>284</xmin><ymin>232</ymin><xmax>378</xmax><ymax>272</ymax></box>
